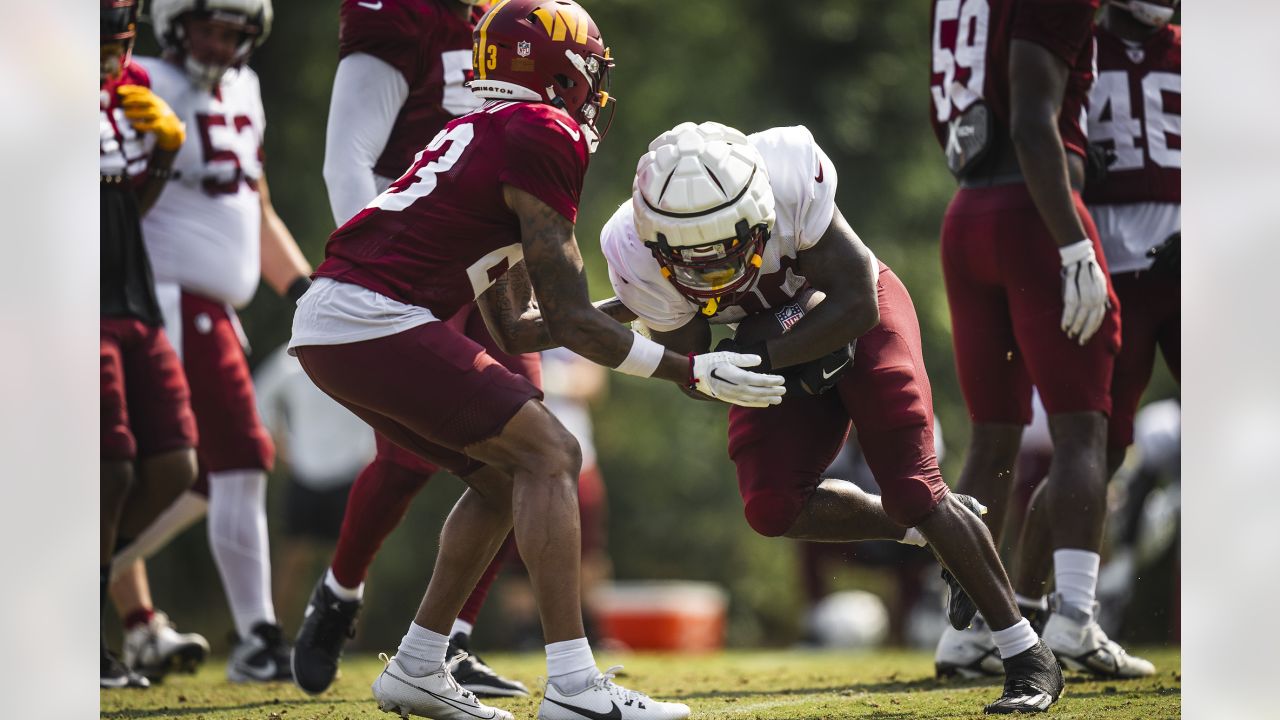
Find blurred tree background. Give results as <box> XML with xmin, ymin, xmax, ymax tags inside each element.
<box><xmin>128</xmin><ymin>0</ymin><xmax>1179</xmax><ymax>651</ymax></box>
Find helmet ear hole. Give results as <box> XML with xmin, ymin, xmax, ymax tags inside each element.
<box><xmin>553</xmin><ymin>73</ymin><xmax>575</xmax><ymax>90</ymax></box>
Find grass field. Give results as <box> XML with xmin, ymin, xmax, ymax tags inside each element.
<box><xmin>101</xmin><ymin>648</ymin><xmax>1180</xmax><ymax>719</ymax></box>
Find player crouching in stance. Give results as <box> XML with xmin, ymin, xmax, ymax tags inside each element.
<box><xmin>288</xmin><ymin>2</ymin><xmax>777</xmax><ymax>718</ymax></box>
<box><xmin>600</xmin><ymin>122</ymin><xmax>1063</xmax><ymax>715</ymax></box>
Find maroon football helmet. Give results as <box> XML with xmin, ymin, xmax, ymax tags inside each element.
<box><xmin>468</xmin><ymin>0</ymin><xmax>614</xmax><ymax>151</ymax></box>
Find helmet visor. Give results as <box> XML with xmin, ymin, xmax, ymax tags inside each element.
<box><xmin>656</xmin><ymin>225</ymin><xmax>767</xmax><ymax>299</ymax></box>
<box><xmin>101</xmin><ymin>5</ymin><xmax>136</xmax><ymax>41</ymax></box>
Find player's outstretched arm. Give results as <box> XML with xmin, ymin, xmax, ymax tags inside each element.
<box><xmin>502</xmin><ymin>185</ymin><xmax>785</xmax><ymax>407</ymax></box>
<box><xmin>649</xmin><ymin>318</ymin><xmax>718</xmax><ymax>403</ymax></box>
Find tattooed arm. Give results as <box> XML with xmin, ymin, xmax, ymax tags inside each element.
<box><xmin>476</xmin><ymin>259</ymin><xmax>555</xmax><ymax>353</ymax></box>
<box><xmin>490</xmin><ymin>185</ymin><xmax>692</xmax><ymax>384</ymax></box>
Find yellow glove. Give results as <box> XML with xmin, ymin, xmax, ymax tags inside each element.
<box><xmin>117</xmin><ymin>85</ymin><xmax>186</xmax><ymax>152</ymax></box>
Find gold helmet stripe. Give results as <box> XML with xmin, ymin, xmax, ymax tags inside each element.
<box><xmin>475</xmin><ymin>0</ymin><xmax>512</xmax><ymax>80</ymax></box>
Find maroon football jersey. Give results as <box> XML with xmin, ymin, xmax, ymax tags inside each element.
<box><xmin>100</xmin><ymin>60</ymin><xmax>153</xmax><ymax>182</ymax></box>
<box><xmin>315</xmin><ymin>100</ymin><xmax>590</xmax><ymax>320</ymax></box>
<box><xmin>1083</xmin><ymin>24</ymin><xmax>1180</xmax><ymax>205</ymax></box>
<box><xmin>338</xmin><ymin>0</ymin><xmax>484</xmax><ymax>180</ymax></box>
<box><xmin>929</xmin><ymin>0</ymin><xmax>1099</xmax><ymax>160</ymax></box>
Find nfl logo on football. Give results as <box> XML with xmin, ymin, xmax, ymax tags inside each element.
<box><xmin>517</xmin><ymin>40</ymin><xmax>532</xmax><ymax>57</ymax></box>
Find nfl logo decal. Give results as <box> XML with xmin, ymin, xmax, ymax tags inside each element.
<box><xmin>517</xmin><ymin>40</ymin><xmax>532</xmax><ymax>57</ymax></box>
<box><xmin>1126</xmin><ymin>47</ymin><xmax>1145</xmax><ymax>64</ymax></box>
<box><xmin>775</xmin><ymin>302</ymin><xmax>805</xmax><ymax>331</ymax></box>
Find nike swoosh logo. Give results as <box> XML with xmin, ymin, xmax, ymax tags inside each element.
<box><xmin>552</xmin><ymin>118</ymin><xmax>582</xmax><ymax>142</ymax></box>
<box><xmin>815</xmin><ymin>161</ymin><xmax>824</xmax><ymax>183</ymax></box>
<box><xmin>709</xmin><ymin>368</ymin><xmax>738</xmax><ymax>385</ymax></box>
<box><xmin>239</xmin><ymin>658</ymin><xmax>278</xmax><ymax>681</ymax></box>
<box><xmin>543</xmin><ymin>696</ymin><xmax>621</xmax><ymax>720</ymax></box>
<box><xmin>357</xmin><ymin>1</ymin><xmax>383</xmax><ymax>9</ymax></box>
<box><xmin>822</xmin><ymin>359</ymin><xmax>850</xmax><ymax>380</ymax></box>
<box><xmin>383</xmin><ymin>671</ymin><xmax>496</xmax><ymax>718</ymax></box>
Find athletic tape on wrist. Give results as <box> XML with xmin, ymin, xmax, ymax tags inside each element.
<box><xmin>614</xmin><ymin>332</ymin><xmax>665</xmax><ymax>377</ymax></box>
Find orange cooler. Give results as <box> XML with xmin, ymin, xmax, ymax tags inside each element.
<box><xmin>595</xmin><ymin>581</ymin><xmax>728</xmax><ymax>652</ymax></box>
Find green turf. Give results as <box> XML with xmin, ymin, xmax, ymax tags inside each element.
<box><xmin>100</xmin><ymin>647</ymin><xmax>1180</xmax><ymax>719</ymax></box>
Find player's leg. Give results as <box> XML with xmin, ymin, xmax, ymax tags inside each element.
<box><xmin>180</xmin><ymin>292</ymin><xmax>286</xmax><ymax>682</ymax></box>
<box><xmin>1006</xmin><ymin>192</ymin><xmax>1153</xmax><ymax>678</ymax></box>
<box><xmin>848</xmin><ymin>267</ymin><xmax>1053</xmax><ymax>698</ymax></box>
<box><xmin>100</xmin><ymin>321</ymin><xmax>147</xmax><ymax>689</ymax></box>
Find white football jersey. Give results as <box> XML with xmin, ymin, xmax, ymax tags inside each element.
<box><xmin>602</xmin><ymin>126</ymin><xmax>840</xmax><ymax>332</ymax></box>
<box><xmin>138</xmin><ymin>58</ymin><xmax>267</xmax><ymax>308</ymax></box>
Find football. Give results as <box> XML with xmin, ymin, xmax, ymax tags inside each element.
<box><xmin>732</xmin><ymin>287</ymin><xmax>826</xmax><ymax>347</ymax></box>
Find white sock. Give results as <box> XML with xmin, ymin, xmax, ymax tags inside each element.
<box><xmin>111</xmin><ymin>490</ymin><xmax>209</xmax><ymax>580</ymax></box>
<box><xmin>325</xmin><ymin>567</ymin><xmax>363</xmax><ymax>602</ymax></box>
<box><xmin>207</xmin><ymin>469</ymin><xmax>277</xmax><ymax>638</ymax></box>
<box><xmin>451</xmin><ymin>619</ymin><xmax>474</xmax><ymax>639</ymax></box>
<box><xmin>546</xmin><ymin>637</ymin><xmax>597</xmax><ymax>693</ymax></box>
<box><xmin>396</xmin><ymin>622</ymin><xmax>450</xmax><ymax>676</ymax></box>
<box><xmin>1014</xmin><ymin>593</ymin><xmax>1048</xmax><ymax>611</ymax></box>
<box><xmin>990</xmin><ymin>618</ymin><xmax>1039</xmax><ymax>659</ymax></box>
<box><xmin>1053</xmin><ymin>548</ymin><xmax>1101</xmax><ymax>616</ymax></box>
<box><xmin>900</xmin><ymin>527</ymin><xmax>927</xmax><ymax>546</ymax></box>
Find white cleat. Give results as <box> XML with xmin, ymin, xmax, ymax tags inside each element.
<box><xmin>539</xmin><ymin>666</ymin><xmax>689</xmax><ymax>720</ymax></box>
<box><xmin>123</xmin><ymin>611</ymin><xmax>210</xmax><ymax>681</ymax></box>
<box><xmin>1042</xmin><ymin>595</ymin><xmax>1156</xmax><ymax>678</ymax></box>
<box><xmin>371</xmin><ymin>653</ymin><xmax>514</xmax><ymax>720</ymax></box>
<box><xmin>935</xmin><ymin>616</ymin><xmax>1004</xmax><ymax>678</ymax></box>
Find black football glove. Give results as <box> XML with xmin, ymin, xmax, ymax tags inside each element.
<box><xmin>1147</xmin><ymin>231</ymin><xmax>1179</xmax><ymax>276</ymax></box>
<box><xmin>1085</xmin><ymin>142</ymin><xmax>1117</xmax><ymax>187</ymax></box>
<box><xmin>791</xmin><ymin>340</ymin><xmax>856</xmax><ymax>395</ymax></box>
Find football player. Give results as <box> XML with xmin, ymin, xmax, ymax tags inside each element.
<box><xmin>289</xmin><ymin>2</ymin><xmax>775</xmax><ymax>717</ymax></box>
<box><xmin>1008</xmin><ymin>0</ymin><xmax>1182</xmax><ymax>657</ymax></box>
<box><xmin>599</xmin><ymin>120</ymin><xmax>1063</xmax><ymax>715</ymax></box>
<box><xmin>116</xmin><ymin>0</ymin><xmax>315</xmax><ymax>683</ymax></box>
<box><xmin>1087</xmin><ymin>0</ymin><xmax>1180</xmax><ymax>470</ymax></box>
<box><xmin>99</xmin><ymin>0</ymin><xmax>200</xmax><ymax>689</ymax></box>
<box><xmin>928</xmin><ymin>0</ymin><xmax>1155</xmax><ymax>685</ymax></box>
<box><xmin>291</xmin><ymin>0</ymin><xmax>531</xmax><ymax>698</ymax></box>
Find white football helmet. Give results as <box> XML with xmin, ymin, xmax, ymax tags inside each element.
<box><xmin>632</xmin><ymin>121</ymin><xmax>775</xmax><ymax>308</ymax></box>
<box><xmin>1110</xmin><ymin>0</ymin><xmax>1177</xmax><ymax>28</ymax></box>
<box><xmin>150</xmin><ymin>0</ymin><xmax>272</xmax><ymax>87</ymax></box>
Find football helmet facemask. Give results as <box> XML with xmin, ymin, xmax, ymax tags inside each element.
<box><xmin>151</xmin><ymin>0</ymin><xmax>273</xmax><ymax>88</ymax></box>
<box><xmin>633</xmin><ymin>122</ymin><xmax>775</xmax><ymax>315</ymax></box>
<box><xmin>468</xmin><ymin>0</ymin><xmax>614</xmax><ymax>152</ymax></box>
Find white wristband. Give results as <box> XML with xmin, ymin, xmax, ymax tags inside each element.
<box><xmin>613</xmin><ymin>332</ymin><xmax>665</xmax><ymax>377</ymax></box>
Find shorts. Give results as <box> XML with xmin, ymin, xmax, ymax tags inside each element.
<box><xmin>283</xmin><ymin>475</ymin><xmax>353</xmax><ymax>542</ymax></box>
<box><xmin>293</xmin><ymin>318</ymin><xmax>543</xmax><ymax>476</ymax></box>
<box><xmin>1108</xmin><ymin>269</ymin><xmax>1180</xmax><ymax>450</ymax></box>
<box><xmin>101</xmin><ymin>317</ymin><xmax>198</xmax><ymax>461</ymax></box>
<box><xmin>370</xmin><ymin>302</ymin><xmax>543</xmax><ymax>475</ymax></box>
<box><xmin>180</xmin><ymin>292</ymin><xmax>275</xmax><ymax>472</ymax></box>
<box><xmin>941</xmin><ymin>184</ymin><xmax>1121</xmax><ymax>423</ymax></box>
<box><xmin>728</xmin><ymin>266</ymin><xmax>949</xmax><ymax>533</ymax></box>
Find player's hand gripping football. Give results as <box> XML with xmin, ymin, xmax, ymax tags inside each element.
<box><xmin>1058</xmin><ymin>238</ymin><xmax>1109</xmax><ymax>345</ymax></box>
<box><xmin>689</xmin><ymin>352</ymin><xmax>786</xmax><ymax>408</ymax></box>
<box><xmin>118</xmin><ymin>85</ymin><xmax>186</xmax><ymax>152</ymax></box>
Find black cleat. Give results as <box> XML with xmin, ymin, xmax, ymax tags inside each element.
<box><xmin>449</xmin><ymin>633</ymin><xmax>530</xmax><ymax>697</ymax></box>
<box><xmin>937</xmin><ymin>494</ymin><xmax>987</xmax><ymax>630</ymax></box>
<box><xmin>984</xmin><ymin>639</ymin><xmax>1064</xmax><ymax>714</ymax></box>
<box><xmin>228</xmin><ymin>621</ymin><xmax>293</xmax><ymax>683</ymax></box>
<box><xmin>291</xmin><ymin>576</ymin><xmax>361</xmax><ymax>695</ymax></box>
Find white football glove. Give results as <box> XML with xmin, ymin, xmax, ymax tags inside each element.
<box><xmin>1059</xmin><ymin>239</ymin><xmax>1109</xmax><ymax>345</ymax></box>
<box><xmin>689</xmin><ymin>352</ymin><xmax>786</xmax><ymax>408</ymax></box>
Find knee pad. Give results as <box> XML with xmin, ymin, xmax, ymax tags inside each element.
<box><xmin>743</xmin><ymin>492</ymin><xmax>804</xmax><ymax>538</ymax></box>
<box><xmin>881</xmin><ymin>479</ymin><xmax>945</xmax><ymax>528</ymax></box>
